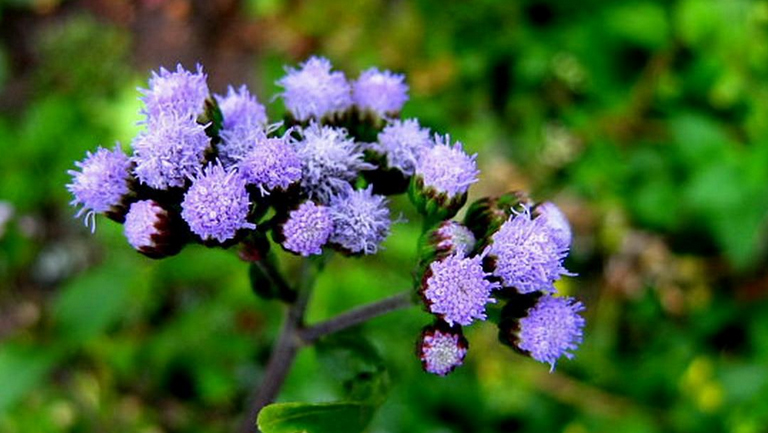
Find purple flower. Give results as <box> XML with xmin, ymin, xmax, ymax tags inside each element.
<box><xmin>281</xmin><ymin>201</ymin><xmax>333</xmax><ymax>256</ymax></box>
<box><xmin>517</xmin><ymin>295</ymin><xmax>585</xmax><ymax>370</ymax></box>
<box><xmin>181</xmin><ymin>163</ymin><xmax>255</xmax><ymax>243</ymax></box>
<box><xmin>433</xmin><ymin>221</ymin><xmax>476</xmax><ymax>257</ymax></box>
<box><xmin>415</xmin><ymin>135</ymin><xmax>479</xmax><ymax>197</ymax></box>
<box><xmin>277</xmin><ymin>56</ymin><xmax>352</xmax><ymax>121</ymax></box>
<box><xmin>485</xmin><ymin>208</ymin><xmax>570</xmax><ymax>294</ymax></box>
<box><xmin>418</xmin><ymin>324</ymin><xmax>468</xmax><ymax>376</ymax></box>
<box><xmin>534</xmin><ymin>201</ymin><xmax>572</xmax><ymax>250</ymax></box>
<box><xmin>215</xmin><ymin>85</ymin><xmax>268</xmax><ymax>130</ymax></box>
<box><xmin>67</xmin><ymin>145</ymin><xmax>132</xmax><ymax>231</ymax></box>
<box><xmin>373</xmin><ymin>119</ymin><xmax>432</xmax><ymax>176</ymax></box>
<box><xmin>239</xmin><ymin>135</ymin><xmax>302</xmax><ymax>195</ymax></box>
<box><xmin>422</xmin><ymin>253</ymin><xmax>500</xmax><ymax>326</ymax></box>
<box><xmin>140</xmin><ymin>64</ymin><xmax>209</xmax><ymax>120</ymax></box>
<box><xmin>328</xmin><ymin>185</ymin><xmax>390</xmax><ymax>255</ymax></box>
<box><xmin>218</xmin><ymin>124</ymin><xmax>265</xmax><ymax>168</ymax></box>
<box><xmin>352</xmin><ymin>67</ymin><xmax>408</xmax><ymax>117</ymax></box>
<box><xmin>132</xmin><ymin>114</ymin><xmax>210</xmax><ymax>189</ymax></box>
<box><xmin>294</xmin><ymin>123</ymin><xmax>373</xmax><ymax>203</ymax></box>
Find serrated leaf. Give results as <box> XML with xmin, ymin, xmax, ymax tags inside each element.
<box><xmin>257</xmin><ymin>401</ymin><xmax>375</xmax><ymax>433</ymax></box>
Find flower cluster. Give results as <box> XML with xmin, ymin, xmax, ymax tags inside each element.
<box><xmin>67</xmin><ymin>57</ymin><xmax>584</xmax><ymax>376</ymax></box>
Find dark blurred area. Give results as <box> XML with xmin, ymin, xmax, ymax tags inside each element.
<box><xmin>2</xmin><ymin>0</ymin><xmax>768</xmax><ymax>432</ymax></box>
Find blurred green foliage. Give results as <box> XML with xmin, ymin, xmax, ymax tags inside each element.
<box><xmin>2</xmin><ymin>1</ymin><xmax>768</xmax><ymax>433</ymax></box>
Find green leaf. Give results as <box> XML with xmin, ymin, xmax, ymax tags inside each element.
<box><xmin>257</xmin><ymin>401</ymin><xmax>375</xmax><ymax>433</ymax></box>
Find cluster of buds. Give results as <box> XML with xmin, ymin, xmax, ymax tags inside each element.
<box><xmin>67</xmin><ymin>56</ymin><xmax>584</xmax><ymax>376</ymax></box>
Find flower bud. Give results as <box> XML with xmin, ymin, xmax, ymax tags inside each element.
<box><xmin>417</xmin><ymin>321</ymin><xmax>468</xmax><ymax>376</ymax></box>
<box><xmin>463</xmin><ymin>191</ymin><xmax>531</xmax><ymax>241</ymax></box>
<box><xmin>124</xmin><ymin>200</ymin><xmax>185</xmax><ymax>258</ymax></box>
<box><xmin>419</xmin><ymin>220</ymin><xmax>476</xmax><ymax>264</ymax></box>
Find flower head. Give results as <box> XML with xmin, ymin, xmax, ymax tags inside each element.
<box><xmin>67</xmin><ymin>145</ymin><xmax>132</xmax><ymax>230</ymax></box>
<box><xmin>517</xmin><ymin>295</ymin><xmax>585</xmax><ymax>370</ymax></box>
<box><xmin>181</xmin><ymin>163</ymin><xmax>255</xmax><ymax>243</ymax></box>
<box><xmin>132</xmin><ymin>115</ymin><xmax>210</xmax><ymax>189</ymax></box>
<box><xmin>418</xmin><ymin>323</ymin><xmax>468</xmax><ymax>376</ymax></box>
<box><xmin>328</xmin><ymin>185</ymin><xmax>390</xmax><ymax>255</ymax></box>
<box><xmin>277</xmin><ymin>56</ymin><xmax>352</xmax><ymax>121</ymax></box>
<box><xmin>485</xmin><ymin>208</ymin><xmax>570</xmax><ymax>294</ymax></box>
<box><xmin>281</xmin><ymin>201</ymin><xmax>333</xmax><ymax>256</ymax></box>
<box><xmin>422</xmin><ymin>253</ymin><xmax>500</xmax><ymax>326</ymax></box>
<box><xmin>215</xmin><ymin>85</ymin><xmax>267</xmax><ymax>130</ymax></box>
<box><xmin>415</xmin><ymin>135</ymin><xmax>479</xmax><ymax>197</ymax></box>
<box><xmin>218</xmin><ymin>124</ymin><xmax>264</xmax><ymax>168</ymax></box>
<box><xmin>140</xmin><ymin>64</ymin><xmax>209</xmax><ymax>120</ymax></box>
<box><xmin>295</xmin><ymin>123</ymin><xmax>372</xmax><ymax>203</ymax></box>
<box><xmin>534</xmin><ymin>201</ymin><xmax>572</xmax><ymax>250</ymax></box>
<box><xmin>352</xmin><ymin>68</ymin><xmax>408</xmax><ymax>118</ymax></box>
<box><xmin>374</xmin><ymin>119</ymin><xmax>432</xmax><ymax>176</ymax></box>
<box><xmin>239</xmin><ymin>135</ymin><xmax>302</xmax><ymax>195</ymax></box>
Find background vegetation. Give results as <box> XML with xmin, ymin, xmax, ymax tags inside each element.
<box><xmin>2</xmin><ymin>0</ymin><xmax>768</xmax><ymax>432</ymax></box>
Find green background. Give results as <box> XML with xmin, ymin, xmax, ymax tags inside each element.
<box><xmin>2</xmin><ymin>0</ymin><xmax>768</xmax><ymax>432</ymax></box>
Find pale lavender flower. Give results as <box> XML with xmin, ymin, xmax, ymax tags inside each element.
<box><xmin>517</xmin><ymin>295</ymin><xmax>585</xmax><ymax>370</ymax></box>
<box><xmin>328</xmin><ymin>185</ymin><xmax>390</xmax><ymax>255</ymax></box>
<box><xmin>67</xmin><ymin>145</ymin><xmax>131</xmax><ymax>230</ymax></box>
<box><xmin>281</xmin><ymin>201</ymin><xmax>333</xmax><ymax>256</ymax></box>
<box><xmin>535</xmin><ymin>201</ymin><xmax>572</xmax><ymax>250</ymax></box>
<box><xmin>374</xmin><ymin>119</ymin><xmax>432</xmax><ymax>175</ymax></box>
<box><xmin>294</xmin><ymin>123</ymin><xmax>373</xmax><ymax>203</ymax></box>
<box><xmin>418</xmin><ymin>324</ymin><xmax>468</xmax><ymax>376</ymax></box>
<box><xmin>181</xmin><ymin>163</ymin><xmax>255</xmax><ymax>243</ymax></box>
<box><xmin>131</xmin><ymin>114</ymin><xmax>210</xmax><ymax>190</ymax></box>
<box><xmin>352</xmin><ymin>67</ymin><xmax>408</xmax><ymax>117</ymax></box>
<box><xmin>239</xmin><ymin>135</ymin><xmax>302</xmax><ymax>195</ymax></box>
<box><xmin>485</xmin><ymin>208</ymin><xmax>570</xmax><ymax>294</ymax></box>
<box><xmin>277</xmin><ymin>56</ymin><xmax>352</xmax><ymax>121</ymax></box>
<box><xmin>422</xmin><ymin>253</ymin><xmax>500</xmax><ymax>326</ymax></box>
<box><xmin>140</xmin><ymin>64</ymin><xmax>209</xmax><ymax>120</ymax></box>
<box><xmin>415</xmin><ymin>135</ymin><xmax>479</xmax><ymax>197</ymax></box>
<box><xmin>219</xmin><ymin>125</ymin><xmax>266</xmax><ymax>168</ymax></box>
<box><xmin>215</xmin><ymin>85</ymin><xmax>268</xmax><ymax>130</ymax></box>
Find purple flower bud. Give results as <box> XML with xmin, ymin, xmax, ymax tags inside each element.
<box><xmin>67</xmin><ymin>145</ymin><xmax>132</xmax><ymax>231</ymax></box>
<box><xmin>277</xmin><ymin>56</ymin><xmax>352</xmax><ymax>122</ymax></box>
<box><xmin>239</xmin><ymin>135</ymin><xmax>302</xmax><ymax>195</ymax></box>
<box><xmin>415</xmin><ymin>135</ymin><xmax>479</xmax><ymax>197</ymax></box>
<box><xmin>328</xmin><ymin>185</ymin><xmax>390</xmax><ymax>255</ymax></box>
<box><xmin>517</xmin><ymin>295</ymin><xmax>585</xmax><ymax>370</ymax></box>
<box><xmin>373</xmin><ymin>119</ymin><xmax>432</xmax><ymax>176</ymax></box>
<box><xmin>434</xmin><ymin>221</ymin><xmax>476</xmax><ymax>257</ymax></box>
<box><xmin>485</xmin><ymin>208</ymin><xmax>570</xmax><ymax>294</ymax></box>
<box><xmin>140</xmin><ymin>64</ymin><xmax>209</xmax><ymax>120</ymax></box>
<box><xmin>421</xmin><ymin>253</ymin><xmax>500</xmax><ymax>326</ymax></box>
<box><xmin>124</xmin><ymin>199</ymin><xmax>183</xmax><ymax>258</ymax></box>
<box><xmin>352</xmin><ymin>67</ymin><xmax>408</xmax><ymax>118</ymax></box>
<box><xmin>215</xmin><ymin>85</ymin><xmax>267</xmax><ymax>130</ymax></box>
<box><xmin>534</xmin><ymin>201</ymin><xmax>572</xmax><ymax>250</ymax></box>
<box><xmin>181</xmin><ymin>163</ymin><xmax>255</xmax><ymax>243</ymax></box>
<box><xmin>131</xmin><ymin>114</ymin><xmax>210</xmax><ymax>190</ymax></box>
<box><xmin>417</xmin><ymin>323</ymin><xmax>468</xmax><ymax>376</ymax></box>
<box><xmin>281</xmin><ymin>201</ymin><xmax>333</xmax><ymax>256</ymax></box>
<box><xmin>295</xmin><ymin>123</ymin><xmax>373</xmax><ymax>203</ymax></box>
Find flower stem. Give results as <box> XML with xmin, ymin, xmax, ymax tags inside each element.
<box><xmin>299</xmin><ymin>290</ymin><xmax>414</xmax><ymax>344</ymax></box>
